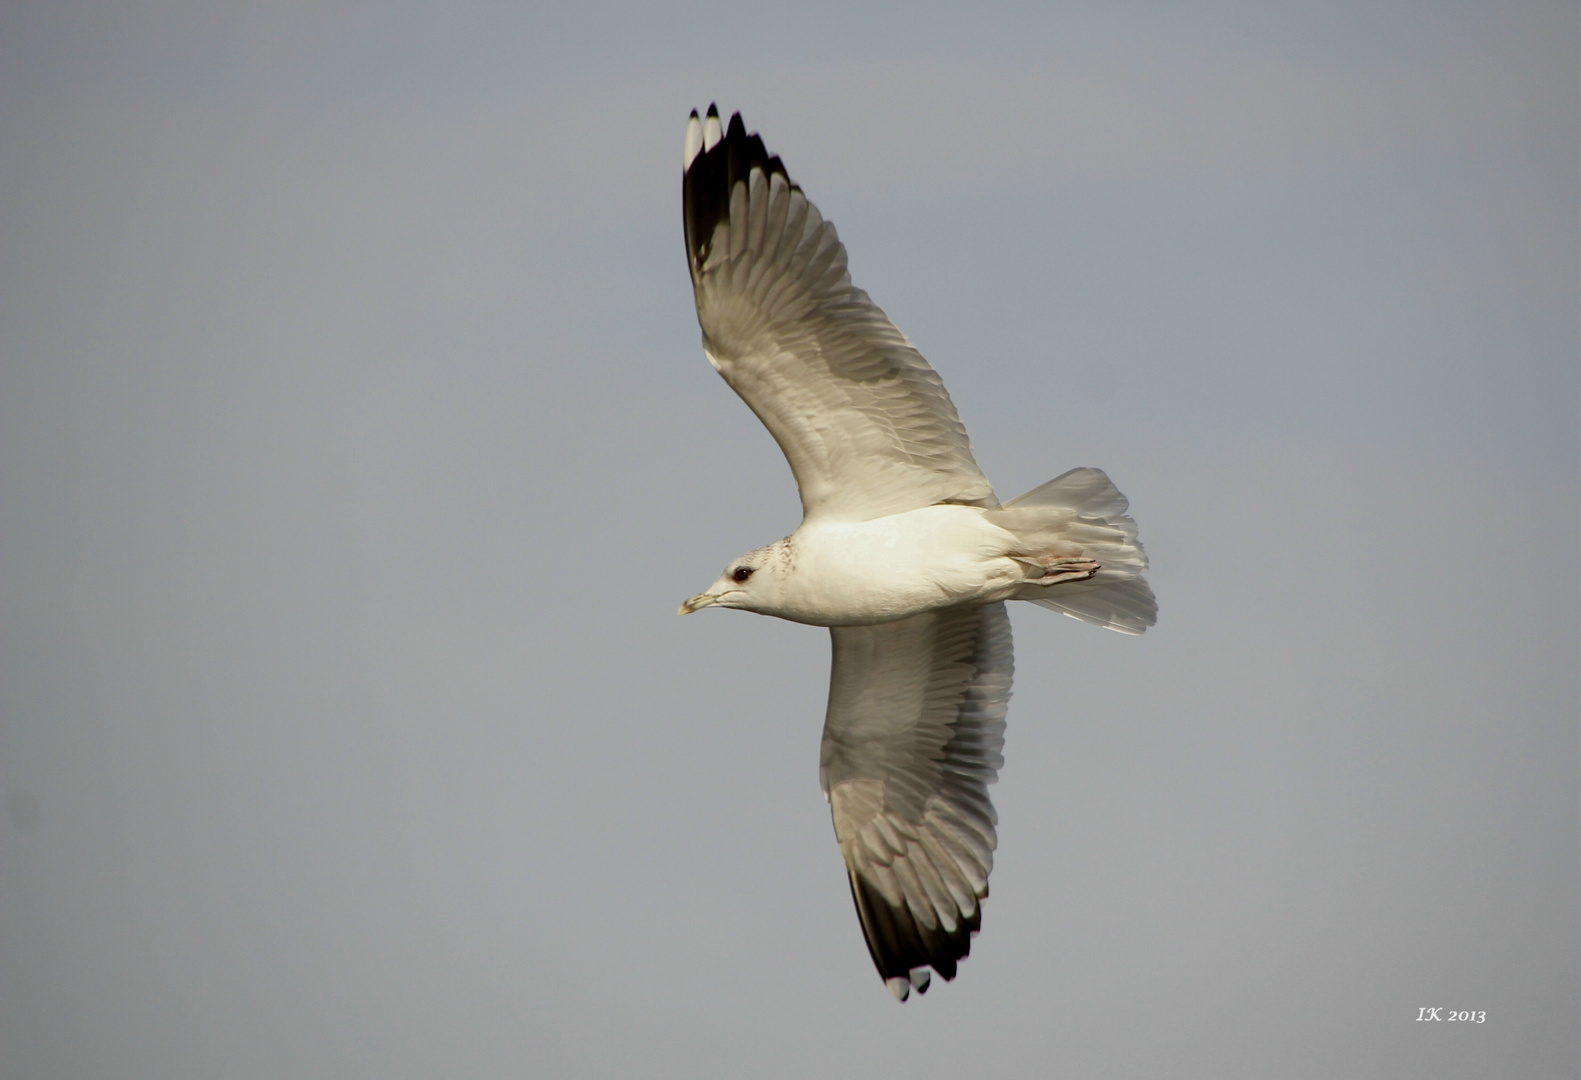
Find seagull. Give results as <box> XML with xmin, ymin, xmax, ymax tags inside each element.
<box><xmin>677</xmin><ymin>106</ymin><xmax>1156</xmax><ymax>1001</ymax></box>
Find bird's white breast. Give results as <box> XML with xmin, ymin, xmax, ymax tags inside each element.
<box><xmin>769</xmin><ymin>506</ymin><xmax>1024</xmax><ymax>627</ymax></box>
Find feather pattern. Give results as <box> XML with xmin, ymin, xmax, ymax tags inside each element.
<box><xmin>683</xmin><ymin>107</ymin><xmax>997</xmax><ymax>522</ymax></box>
<box><xmin>821</xmin><ymin>602</ymin><xmax>1013</xmax><ymax>988</ymax></box>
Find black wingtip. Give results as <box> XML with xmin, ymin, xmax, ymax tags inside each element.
<box><xmin>846</xmin><ymin>867</ymin><xmax>979</xmax><ymax>998</ymax></box>
<box><xmin>682</xmin><ymin>107</ymin><xmax>799</xmax><ymax>275</ymax></box>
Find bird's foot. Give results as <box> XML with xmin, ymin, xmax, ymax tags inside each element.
<box><xmin>1016</xmin><ymin>555</ymin><xmax>1100</xmax><ymax>585</ymax></box>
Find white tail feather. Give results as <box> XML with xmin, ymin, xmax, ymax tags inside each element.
<box><xmin>988</xmin><ymin>468</ymin><xmax>1156</xmax><ymax>634</ymax></box>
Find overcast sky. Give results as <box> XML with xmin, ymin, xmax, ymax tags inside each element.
<box><xmin>1</xmin><ymin>3</ymin><xmax>1576</xmax><ymax>1078</ymax></box>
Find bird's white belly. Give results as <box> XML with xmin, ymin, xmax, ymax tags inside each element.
<box><xmin>770</xmin><ymin>506</ymin><xmax>1023</xmax><ymax>626</ymax></box>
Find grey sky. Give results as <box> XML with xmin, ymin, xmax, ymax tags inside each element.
<box><xmin>1</xmin><ymin>3</ymin><xmax>1576</xmax><ymax>1078</ymax></box>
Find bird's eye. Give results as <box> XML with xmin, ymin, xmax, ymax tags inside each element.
<box><xmin>732</xmin><ymin>566</ymin><xmax>754</xmax><ymax>582</ymax></box>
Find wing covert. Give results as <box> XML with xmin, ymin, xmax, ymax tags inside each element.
<box><xmin>819</xmin><ymin>602</ymin><xmax>1013</xmax><ymax>997</ymax></box>
<box><xmin>683</xmin><ymin>107</ymin><xmax>996</xmax><ymax>522</ymax></box>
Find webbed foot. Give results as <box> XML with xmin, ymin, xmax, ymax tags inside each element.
<box><xmin>1015</xmin><ymin>555</ymin><xmax>1100</xmax><ymax>585</ymax></box>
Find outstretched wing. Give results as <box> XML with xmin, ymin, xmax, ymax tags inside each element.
<box><xmin>683</xmin><ymin>106</ymin><xmax>996</xmax><ymax>523</ymax></box>
<box><xmin>819</xmin><ymin>602</ymin><xmax>1013</xmax><ymax>999</ymax></box>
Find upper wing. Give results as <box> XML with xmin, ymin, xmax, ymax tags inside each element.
<box><xmin>683</xmin><ymin>107</ymin><xmax>996</xmax><ymax>523</ymax></box>
<box><xmin>819</xmin><ymin>602</ymin><xmax>1013</xmax><ymax>999</ymax></box>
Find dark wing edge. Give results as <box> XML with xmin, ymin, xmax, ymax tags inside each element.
<box><xmin>820</xmin><ymin>603</ymin><xmax>1013</xmax><ymax>1000</ymax></box>
<box><xmin>683</xmin><ymin>105</ymin><xmax>797</xmax><ymax>280</ymax></box>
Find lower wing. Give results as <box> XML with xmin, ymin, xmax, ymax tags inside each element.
<box><xmin>819</xmin><ymin>602</ymin><xmax>1013</xmax><ymax>999</ymax></box>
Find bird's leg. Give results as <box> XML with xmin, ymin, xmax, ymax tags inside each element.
<box><xmin>1013</xmin><ymin>554</ymin><xmax>1101</xmax><ymax>585</ymax></box>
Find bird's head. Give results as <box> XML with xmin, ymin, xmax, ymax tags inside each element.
<box><xmin>678</xmin><ymin>541</ymin><xmax>789</xmax><ymax>616</ymax></box>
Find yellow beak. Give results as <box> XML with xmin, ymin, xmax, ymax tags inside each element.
<box><xmin>677</xmin><ymin>592</ymin><xmax>719</xmax><ymax>615</ymax></box>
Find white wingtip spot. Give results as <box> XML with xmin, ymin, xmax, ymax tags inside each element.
<box><xmin>886</xmin><ymin>976</ymin><xmax>911</xmax><ymax>1001</ymax></box>
<box><xmin>684</xmin><ymin>113</ymin><xmax>703</xmax><ymax>170</ymax></box>
<box><xmin>909</xmin><ymin>967</ymin><xmax>932</xmax><ymax>994</ymax></box>
<box><xmin>702</xmin><ymin>111</ymin><xmax>722</xmax><ymax>152</ymax></box>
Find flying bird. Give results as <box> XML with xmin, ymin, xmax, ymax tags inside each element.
<box><xmin>678</xmin><ymin>106</ymin><xmax>1156</xmax><ymax>1001</ymax></box>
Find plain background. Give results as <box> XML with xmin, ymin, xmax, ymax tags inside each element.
<box><xmin>1</xmin><ymin>3</ymin><xmax>1576</xmax><ymax>1078</ymax></box>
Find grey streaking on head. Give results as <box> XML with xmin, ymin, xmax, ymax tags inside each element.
<box><xmin>678</xmin><ymin>105</ymin><xmax>1156</xmax><ymax>1001</ymax></box>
